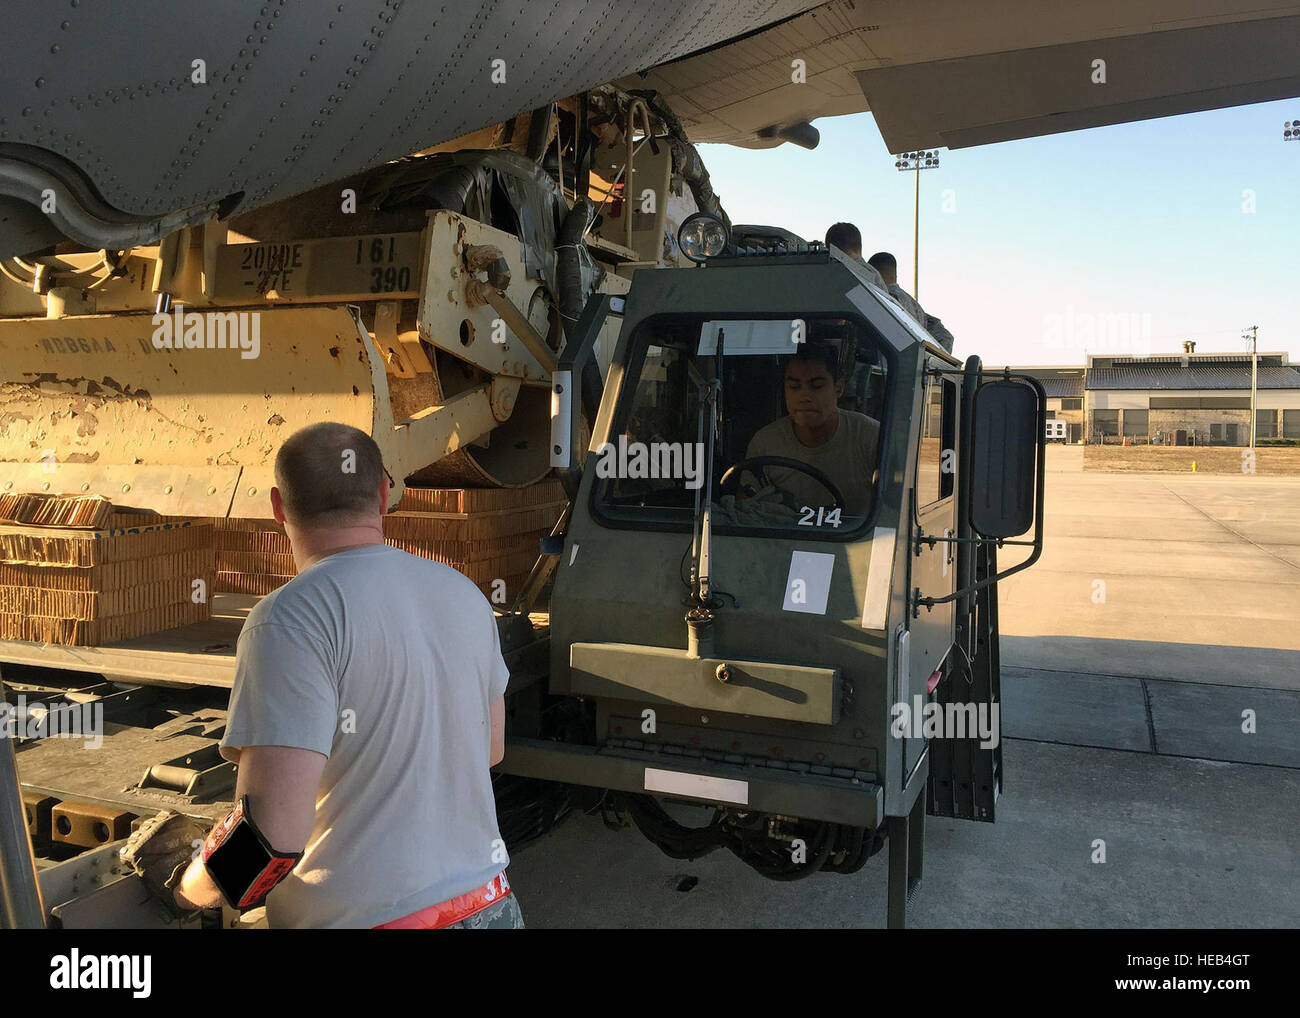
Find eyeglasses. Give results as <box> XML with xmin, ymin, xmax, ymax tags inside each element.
<box><xmin>383</xmin><ymin>465</ymin><xmax>395</xmax><ymax>487</ymax></box>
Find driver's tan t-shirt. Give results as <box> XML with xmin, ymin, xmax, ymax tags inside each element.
<box><xmin>745</xmin><ymin>410</ymin><xmax>880</xmax><ymax>515</ymax></box>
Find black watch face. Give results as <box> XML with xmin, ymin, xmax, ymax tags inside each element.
<box><xmin>204</xmin><ymin>821</ymin><xmax>267</xmax><ymax>905</ymax></box>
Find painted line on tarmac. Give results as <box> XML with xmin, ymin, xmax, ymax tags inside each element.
<box><xmin>1000</xmin><ymin>736</ymin><xmax>1300</xmax><ymax>772</ymax></box>
<box><xmin>1161</xmin><ymin>484</ymin><xmax>1300</xmax><ymax>573</ymax></box>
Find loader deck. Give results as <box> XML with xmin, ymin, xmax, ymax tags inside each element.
<box><xmin>0</xmin><ymin>593</ymin><xmax>253</xmax><ymax>689</ymax></box>
<box><xmin>0</xmin><ymin>595</ymin><xmax>554</xmax><ymax>691</ymax></box>
<box><xmin>15</xmin><ymin>717</ymin><xmax>234</xmax><ymax>823</ymax></box>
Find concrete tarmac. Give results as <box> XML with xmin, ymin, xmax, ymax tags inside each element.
<box><xmin>506</xmin><ymin>740</ymin><xmax>1298</xmax><ymax>929</ymax></box>
<box><xmin>1000</xmin><ymin>445</ymin><xmax>1300</xmax><ymax>681</ymax></box>
<box><xmin>505</xmin><ymin>448</ymin><xmax>1300</xmax><ymax>927</ymax></box>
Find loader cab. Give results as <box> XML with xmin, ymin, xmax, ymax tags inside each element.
<box><xmin>592</xmin><ymin>312</ymin><xmax>893</xmax><ymax>538</ymax></box>
<box><xmin>547</xmin><ymin>248</ymin><xmax>935</xmax><ymax>766</ymax></box>
<box><xmin>575</xmin><ymin>267</ymin><xmax>966</xmax><ymax>803</ymax></box>
<box><xmin>528</xmin><ymin>238</ymin><xmax>1046</xmax><ymax>923</ymax></box>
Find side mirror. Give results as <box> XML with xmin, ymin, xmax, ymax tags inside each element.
<box><xmin>969</xmin><ymin>379</ymin><xmax>1041</xmax><ymax>537</ymax></box>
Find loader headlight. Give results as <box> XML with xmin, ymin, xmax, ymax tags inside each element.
<box><xmin>677</xmin><ymin>213</ymin><xmax>729</xmax><ymax>263</ymax></box>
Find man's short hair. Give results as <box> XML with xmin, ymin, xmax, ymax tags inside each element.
<box><xmin>867</xmin><ymin>251</ymin><xmax>897</xmax><ymax>277</ymax></box>
<box><xmin>784</xmin><ymin>341</ymin><xmax>841</xmax><ymax>382</ymax></box>
<box><xmin>274</xmin><ymin>422</ymin><xmax>386</xmax><ymax>528</ymax></box>
<box><xmin>825</xmin><ymin>223</ymin><xmax>862</xmax><ymax>256</ymax></box>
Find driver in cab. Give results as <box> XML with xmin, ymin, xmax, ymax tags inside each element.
<box><xmin>743</xmin><ymin>342</ymin><xmax>880</xmax><ymax>517</ymax></box>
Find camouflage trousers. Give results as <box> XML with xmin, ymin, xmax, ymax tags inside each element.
<box><xmin>447</xmin><ymin>893</ymin><xmax>525</xmax><ymax>929</ymax></box>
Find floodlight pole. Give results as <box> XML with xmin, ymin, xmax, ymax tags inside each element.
<box><xmin>913</xmin><ymin>167</ymin><xmax>919</xmax><ymax>299</ymax></box>
<box><xmin>895</xmin><ymin>150</ymin><xmax>941</xmax><ymax>300</ymax></box>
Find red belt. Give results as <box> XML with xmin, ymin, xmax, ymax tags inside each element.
<box><xmin>374</xmin><ymin>872</ymin><xmax>511</xmax><ymax>929</ymax></box>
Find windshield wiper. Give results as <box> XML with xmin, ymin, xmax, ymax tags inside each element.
<box><xmin>686</xmin><ymin>328</ymin><xmax>723</xmax><ymax>657</ymax></box>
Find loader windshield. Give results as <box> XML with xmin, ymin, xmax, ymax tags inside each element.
<box><xmin>593</xmin><ymin>314</ymin><xmax>890</xmax><ymax>538</ymax></box>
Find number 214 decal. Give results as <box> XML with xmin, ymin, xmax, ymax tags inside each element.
<box><xmin>798</xmin><ymin>506</ymin><xmax>841</xmax><ymax>527</ymax></box>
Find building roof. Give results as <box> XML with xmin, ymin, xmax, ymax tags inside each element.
<box><xmin>1040</xmin><ymin>376</ymin><xmax>1085</xmax><ymax>397</ymax></box>
<box><xmin>1089</xmin><ymin>353</ymin><xmax>1290</xmax><ymax>365</ymax></box>
<box><xmin>1086</xmin><ymin>363</ymin><xmax>1300</xmax><ymax>391</ymax></box>
<box><xmin>999</xmin><ymin>354</ymin><xmax>1300</xmax><ymax>393</ymax></box>
<box><xmin>993</xmin><ymin>367</ymin><xmax>1086</xmax><ymax>398</ymax></box>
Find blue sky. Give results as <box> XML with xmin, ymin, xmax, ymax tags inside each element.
<box><xmin>699</xmin><ymin>97</ymin><xmax>1298</xmax><ymax>367</ymax></box>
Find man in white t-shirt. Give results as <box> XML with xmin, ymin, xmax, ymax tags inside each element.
<box><xmin>163</xmin><ymin>422</ymin><xmax>521</xmax><ymax>928</ymax></box>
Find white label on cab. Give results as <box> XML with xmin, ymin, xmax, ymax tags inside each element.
<box><xmin>783</xmin><ymin>550</ymin><xmax>834</xmax><ymax>614</ymax></box>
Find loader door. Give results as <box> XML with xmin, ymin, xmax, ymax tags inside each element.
<box><xmin>902</xmin><ymin>366</ymin><xmax>957</xmax><ymax>784</ymax></box>
<box><xmin>927</xmin><ymin>360</ymin><xmax>1012</xmax><ymax>822</ymax></box>
<box><xmin>926</xmin><ymin>541</ymin><xmax>1002</xmax><ymax>821</ymax></box>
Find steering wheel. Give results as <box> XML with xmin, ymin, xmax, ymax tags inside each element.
<box><xmin>718</xmin><ymin>456</ymin><xmax>845</xmax><ymax>510</ymax></box>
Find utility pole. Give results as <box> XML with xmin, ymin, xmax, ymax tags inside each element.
<box><xmin>894</xmin><ymin>150</ymin><xmax>940</xmax><ymax>300</ymax></box>
<box><xmin>1243</xmin><ymin>325</ymin><xmax>1258</xmax><ymax>448</ymax></box>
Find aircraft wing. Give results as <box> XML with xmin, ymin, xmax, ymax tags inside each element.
<box><xmin>621</xmin><ymin>0</ymin><xmax>1300</xmax><ymax>151</ymax></box>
